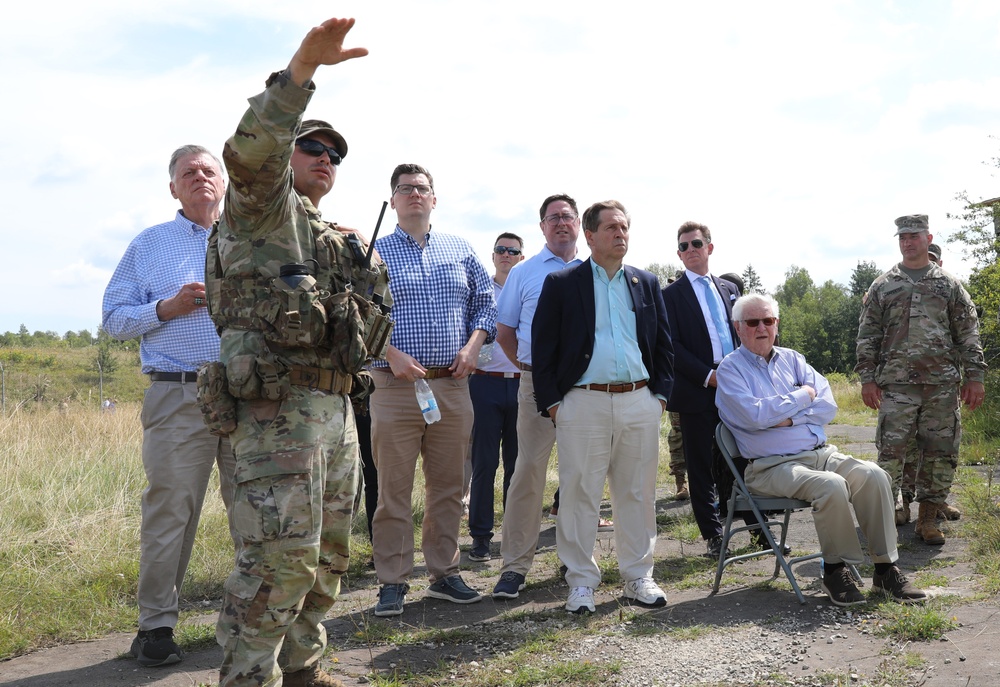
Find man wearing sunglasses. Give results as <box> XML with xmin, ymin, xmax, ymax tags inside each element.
<box><xmin>717</xmin><ymin>294</ymin><xmax>926</xmax><ymax>607</ymax></box>
<box><xmin>856</xmin><ymin>215</ymin><xmax>985</xmax><ymax>547</ymax></box>
<box><xmin>662</xmin><ymin>221</ymin><xmax>742</xmax><ymax>559</ymax></box>
<box><xmin>466</xmin><ymin>233</ymin><xmax>526</xmax><ymax>562</ymax></box>
<box><xmin>368</xmin><ymin>163</ymin><xmax>497</xmax><ymax>617</ymax></box>
<box><xmin>208</xmin><ymin>18</ymin><xmax>392</xmax><ymax>687</ymax></box>
<box><xmin>490</xmin><ymin>194</ymin><xmax>584</xmax><ymax>600</ymax></box>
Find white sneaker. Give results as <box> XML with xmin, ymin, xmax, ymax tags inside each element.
<box><xmin>566</xmin><ymin>586</ymin><xmax>595</xmax><ymax>614</ymax></box>
<box><xmin>624</xmin><ymin>577</ymin><xmax>667</xmax><ymax>607</ymax></box>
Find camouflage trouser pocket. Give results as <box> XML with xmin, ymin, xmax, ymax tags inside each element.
<box><xmin>196</xmin><ymin>361</ymin><xmax>237</xmax><ymax>436</ymax></box>
<box><xmin>216</xmin><ymin>569</ymin><xmax>265</xmax><ymax>646</ymax></box>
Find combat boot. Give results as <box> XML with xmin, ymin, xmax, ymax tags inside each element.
<box><xmin>915</xmin><ymin>502</ymin><xmax>945</xmax><ymax>545</ymax></box>
<box><xmin>674</xmin><ymin>475</ymin><xmax>689</xmax><ymax>501</ymax></box>
<box><xmin>282</xmin><ymin>665</ymin><xmax>346</xmax><ymax>687</ymax></box>
<box><xmin>894</xmin><ymin>495</ymin><xmax>911</xmax><ymax>526</ymax></box>
<box><xmin>936</xmin><ymin>502</ymin><xmax>962</xmax><ymax>521</ymax></box>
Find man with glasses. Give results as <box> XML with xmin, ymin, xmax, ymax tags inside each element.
<box><xmin>369</xmin><ymin>163</ymin><xmax>497</xmax><ymax>617</ymax></box>
<box><xmin>531</xmin><ymin>200</ymin><xmax>673</xmax><ymax>613</ymax></box>
<box><xmin>209</xmin><ymin>18</ymin><xmax>392</xmax><ymax>687</ymax></box>
<box><xmin>466</xmin><ymin>233</ymin><xmax>526</xmax><ymax>562</ymax></box>
<box><xmin>717</xmin><ymin>294</ymin><xmax>926</xmax><ymax>607</ymax></box>
<box><xmin>856</xmin><ymin>215</ymin><xmax>985</xmax><ymax>546</ymax></box>
<box><xmin>490</xmin><ymin>194</ymin><xmax>585</xmax><ymax>599</ymax></box>
<box><xmin>662</xmin><ymin>221</ymin><xmax>743</xmax><ymax>559</ymax></box>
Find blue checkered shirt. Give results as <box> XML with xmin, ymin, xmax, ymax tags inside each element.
<box><xmin>102</xmin><ymin>211</ymin><xmax>220</xmax><ymax>373</ymax></box>
<box><xmin>373</xmin><ymin>225</ymin><xmax>497</xmax><ymax>368</ymax></box>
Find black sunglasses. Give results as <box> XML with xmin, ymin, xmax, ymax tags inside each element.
<box><xmin>743</xmin><ymin>317</ymin><xmax>777</xmax><ymax>327</ymax></box>
<box><xmin>296</xmin><ymin>139</ymin><xmax>342</xmax><ymax>165</ymax></box>
<box><xmin>494</xmin><ymin>246</ymin><xmax>522</xmax><ymax>256</ymax></box>
<box><xmin>678</xmin><ymin>239</ymin><xmax>705</xmax><ymax>252</ymax></box>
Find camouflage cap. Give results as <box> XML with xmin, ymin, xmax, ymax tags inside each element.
<box><xmin>297</xmin><ymin>119</ymin><xmax>348</xmax><ymax>160</ymax></box>
<box><xmin>928</xmin><ymin>243</ymin><xmax>942</xmax><ymax>261</ymax></box>
<box><xmin>894</xmin><ymin>214</ymin><xmax>929</xmax><ymax>235</ymax></box>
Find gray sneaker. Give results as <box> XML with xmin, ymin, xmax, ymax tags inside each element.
<box><xmin>374</xmin><ymin>583</ymin><xmax>409</xmax><ymax>617</ymax></box>
<box><xmin>426</xmin><ymin>575</ymin><xmax>483</xmax><ymax>604</ymax></box>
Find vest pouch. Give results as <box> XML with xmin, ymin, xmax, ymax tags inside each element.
<box><xmin>264</xmin><ymin>275</ymin><xmax>328</xmax><ymax>348</ymax></box>
<box><xmin>196</xmin><ymin>361</ymin><xmax>237</xmax><ymax>436</ymax></box>
<box><xmin>255</xmin><ymin>354</ymin><xmax>290</xmax><ymax>401</ymax></box>
<box><xmin>324</xmin><ymin>291</ymin><xmax>367</xmax><ymax>374</ymax></box>
<box><xmin>362</xmin><ymin>305</ymin><xmax>393</xmax><ymax>361</ymax></box>
<box><xmin>227</xmin><ymin>354</ymin><xmax>262</xmax><ymax>400</ymax></box>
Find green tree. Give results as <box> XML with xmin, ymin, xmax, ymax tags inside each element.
<box><xmin>849</xmin><ymin>260</ymin><xmax>882</xmax><ymax>297</ymax></box>
<box><xmin>93</xmin><ymin>341</ymin><xmax>118</xmax><ymax>375</ymax></box>
<box><xmin>645</xmin><ymin>261</ymin><xmax>682</xmax><ymax>286</ymax></box>
<box><xmin>741</xmin><ymin>264</ymin><xmax>765</xmax><ymax>294</ymax></box>
<box><xmin>773</xmin><ymin>266</ymin><xmax>814</xmax><ymax>307</ymax></box>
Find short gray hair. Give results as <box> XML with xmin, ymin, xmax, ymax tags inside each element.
<box><xmin>732</xmin><ymin>293</ymin><xmax>780</xmax><ymax>322</ymax></box>
<box><xmin>168</xmin><ymin>145</ymin><xmax>222</xmax><ymax>181</ymax></box>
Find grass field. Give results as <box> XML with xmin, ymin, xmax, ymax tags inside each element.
<box><xmin>1</xmin><ymin>366</ymin><xmax>997</xmax><ymax>668</ymax></box>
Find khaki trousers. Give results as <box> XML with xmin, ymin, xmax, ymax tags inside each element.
<box><xmin>555</xmin><ymin>386</ymin><xmax>662</xmax><ymax>589</ymax></box>
<box><xmin>744</xmin><ymin>445</ymin><xmax>898</xmax><ymax>565</ymax></box>
<box><xmin>138</xmin><ymin>380</ymin><xmax>238</xmax><ymax>630</ymax></box>
<box><xmin>498</xmin><ymin>372</ymin><xmax>558</xmax><ymax>576</ymax></box>
<box><xmin>369</xmin><ymin>369</ymin><xmax>473</xmax><ymax>584</ymax></box>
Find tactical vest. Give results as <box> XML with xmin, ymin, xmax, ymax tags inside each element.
<box><xmin>204</xmin><ymin>210</ymin><xmax>392</xmax><ymax>401</ymax></box>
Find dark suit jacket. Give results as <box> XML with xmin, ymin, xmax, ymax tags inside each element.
<box><xmin>531</xmin><ymin>259</ymin><xmax>673</xmax><ymax>414</ymax></box>
<box><xmin>663</xmin><ymin>273</ymin><xmax>740</xmax><ymax>413</ymax></box>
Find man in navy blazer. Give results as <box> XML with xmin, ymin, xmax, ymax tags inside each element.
<box><xmin>532</xmin><ymin>200</ymin><xmax>673</xmax><ymax>613</ymax></box>
<box><xmin>663</xmin><ymin>221</ymin><xmax>741</xmax><ymax>559</ymax></box>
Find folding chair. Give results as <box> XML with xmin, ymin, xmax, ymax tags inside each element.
<box><xmin>711</xmin><ymin>422</ymin><xmax>860</xmax><ymax>604</ymax></box>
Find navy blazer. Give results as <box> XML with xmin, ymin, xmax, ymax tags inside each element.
<box><xmin>531</xmin><ymin>259</ymin><xmax>674</xmax><ymax>414</ymax></box>
<box><xmin>662</xmin><ymin>274</ymin><xmax>740</xmax><ymax>413</ymax></box>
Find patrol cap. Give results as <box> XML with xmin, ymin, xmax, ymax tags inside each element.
<box><xmin>297</xmin><ymin>119</ymin><xmax>348</xmax><ymax>160</ymax></box>
<box><xmin>928</xmin><ymin>243</ymin><xmax>942</xmax><ymax>261</ymax></box>
<box><xmin>894</xmin><ymin>214</ymin><xmax>929</xmax><ymax>235</ymax></box>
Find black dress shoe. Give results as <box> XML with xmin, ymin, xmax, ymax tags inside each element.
<box><xmin>750</xmin><ymin>530</ymin><xmax>792</xmax><ymax>556</ymax></box>
<box><xmin>705</xmin><ymin>535</ymin><xmax>731</xmax><ymax>560</ymax></box>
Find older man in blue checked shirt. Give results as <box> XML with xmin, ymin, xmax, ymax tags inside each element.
<box><xmin>103</xmin><ymin>144</ymin><xmax>239</xmax><ymax>668</ymax></box>
<box><xmin>369</xmin><ymin>163</ymin><xmax>497</xmax><ymax>617</ymax></box>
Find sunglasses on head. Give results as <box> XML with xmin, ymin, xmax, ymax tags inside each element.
<box><xmin>678</xmin><ymin>239</ymin><xmax>705</xmax><ymax>252</ymax></box>
<box><xmin>494</xmin><ymin>246</ymin><xmax>522</xmax><ymax>256</ymax></box>
<box><xmin>296</xmin><ymin>139</ymin><xmax>342</xmax><ymax>165</ymax></box>
<box><xmin>743</xmin><ymin>317</ymin><xmax>777</xmax><ymax>327</ymax></box>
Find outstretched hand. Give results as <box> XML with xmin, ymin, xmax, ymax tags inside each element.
<box><xmin>288</xmin><ymin>17</ymin><xmax>368</xmax><ymax>86</ymax></box>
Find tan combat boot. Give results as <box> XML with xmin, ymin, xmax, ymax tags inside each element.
<box><xmin>674</xmin><ymin>475</ymin><xmax>689</xmax><ymax>501</ymax></box>
<box><xmin>894</xmin><ymin>495</ymin><xmax>911</xmax><ymax>526</ymax></box>
<box><xmin>936</xmin><ymin>502</ymin><xmax>962</xmax><ymax>520</ymax></box>
<box><xmin>915</xmin><ymin>502</ymin><xmax>945</xmax><ymax>545</ymax></box>
<box><xmin>283</xmin><ymin>665</ymin><xmax>346</xmax><ymax>687</ymax></box>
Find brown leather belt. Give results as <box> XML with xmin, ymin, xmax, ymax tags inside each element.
<box><xmin>422</xmin><ymin>367</ymin><xmax>453</xmax><ymax>380</ymax></box>
<box><xmin>474</xmin><ymin>370</ymin><xmax>521</xmax><ymax>379</ymax></box>
<box><xmin>290</xmin><ymin>365</ymin><xmax>352</xmax><ymax>394</ymax></box>
<box><xmin>518</xmin><ymin>363</ymin><xmax>533</xmax><ymax>372</ymax></box>
<box><xmin>149</xmin><ymin>371</ymin><xmax>198</xmax><ymax>383</ymax></box>
<box><xmin>575</xmin><ymin>380</ymin><xmax>648</xmax><ymax>393</ymax></box>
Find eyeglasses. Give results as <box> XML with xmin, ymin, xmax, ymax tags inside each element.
<box><xmin>296</xmin><ymin>139</ymin><xmax>342</xmax><ymax>165</ymax></box>
<box><xmin>542</xmin><ymin>213</ymin><xmax>578</xmax><ymax>226</ymax></box>
<box><xmin>678</xmin><ymin>239</ymin><xmax>705</xmax><ymax>252</ymax></box>
<box><xmin>394</xmin><ymin>184</ymin><xmax>434</xmax><ymax>197</ymax></box>
<box><xmin>494</xmin><ymin>246</ymin><xmax>522</xmax><ymax>256</ymax></box>
<box><xmin>742</xmin><ymin>317</ymin><xmax>777</xmax><ymax>328</ymax></box>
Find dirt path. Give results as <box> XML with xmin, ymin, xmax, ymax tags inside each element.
<box><xmin>2</xmin><ymin>425</ymin><xmax>997</xmax><ymax>687</ymax></box>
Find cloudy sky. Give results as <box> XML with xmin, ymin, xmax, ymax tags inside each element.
<box><xmin>3</xmin><ymin>0</ymin><xmax>999</xmax><ymax>335</ymax></box>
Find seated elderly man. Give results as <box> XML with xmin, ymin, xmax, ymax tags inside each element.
<box><xmin>715</xmin><ymin>294</ymin><xmax>926</xmax><ymax>606</ymax></box>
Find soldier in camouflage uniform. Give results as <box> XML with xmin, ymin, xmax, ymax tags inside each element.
<box><xmin>204</xmin><ymin>18</ymin><xmax>390</xmax><ymax>687</ymax></box>
<box><xmin>856</xmin><ymin>215</ymin><xmax>985</xmax><ymax>546</ymax></box>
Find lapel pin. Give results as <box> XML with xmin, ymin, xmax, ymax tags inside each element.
<box><xmin>631</xmin><ymin>276</ymin><xmax>638</xmax><ymax>284</ymax></box>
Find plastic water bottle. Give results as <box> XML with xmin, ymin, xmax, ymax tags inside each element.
<box><xmin>819</xmin><ymin>558</ymin><xmax>825</xmax><ymax>578</ymax></box>
<box><xmin>415</xmin><ymin>379</ymin><xmax>441</xmax><ymax>424</ymax></box>
<box><xmin>477</xmin><ymin>341</ymin><xmax>495</xmax><ymax>365</ymax></box>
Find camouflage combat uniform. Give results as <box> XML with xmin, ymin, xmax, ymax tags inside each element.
<box><xmin>207</xmin><ymin>70</ymin><xmax>391</xmax><ymax>686</ymax></box>
<box><xmin>667</xmin><ymin>411</ymin><xmax>685</xmax><ymax>476</ymax></box>
<box><xmin>856</xmin><ymin>263</ymin><xmax>985</xmax><ymax>505</ymax></box>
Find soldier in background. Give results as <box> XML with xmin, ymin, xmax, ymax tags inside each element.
<box><xmin>208</xmin><ymin>18</ymin><xmax>390</xmax><ymax>687</ymax></box>
<box><xmin>665</xmin><ymin>271</ymin><xmax>688</xmax><ymax>500</ymax></box>
<box><xmin>857</xmin><ymin>215</ymin><xmax>985</xmax><ymax>546</ymax></box>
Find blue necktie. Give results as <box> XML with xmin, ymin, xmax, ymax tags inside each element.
<box><xmin>700</xmin><ymin>276</ymin><xmax>734</xmax><ymax>357</ymax></box>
